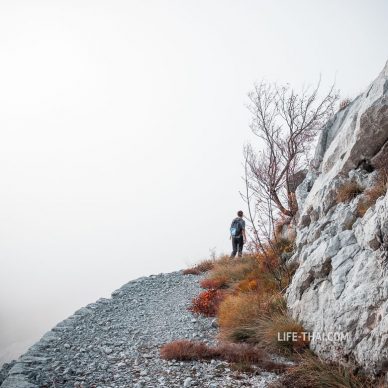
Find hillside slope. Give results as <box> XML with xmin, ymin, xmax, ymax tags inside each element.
<box><xmin>0</xmin><ymin>271</ymin><xmax>278</xmax><ymax>387</ymax></box>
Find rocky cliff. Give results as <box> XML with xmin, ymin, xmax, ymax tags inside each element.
<box><xmin>287</xmin><ymin>61</ymin><xmax>388</xmax><ymax>377</ymax></box>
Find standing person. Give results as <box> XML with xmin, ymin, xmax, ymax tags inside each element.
<box><xmin>230</xmin><ymin>210</ymin><xmax>246</xmax><ymax>258</ymax></box>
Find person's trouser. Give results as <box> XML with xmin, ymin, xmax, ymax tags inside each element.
<box><xmin>231</xmin><ymin>236</ymin><xmax>244</xmax><ymax>258</ymax></box>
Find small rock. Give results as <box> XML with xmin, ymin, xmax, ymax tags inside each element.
<box><xmin>183</xmin><ymin>377</ymin><xmax>192</xmax><ymax>387</ymax></box>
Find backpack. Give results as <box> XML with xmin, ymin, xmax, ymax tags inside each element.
<box><xmin>230</xmin><ymin>218</ymin><xmax>243</xmax><ymax>238</ymax></box>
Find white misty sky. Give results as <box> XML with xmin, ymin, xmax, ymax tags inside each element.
<box><xmin>0</xmin><ymin>0</ymin><xmax>387</xmax><ymax>364</ymax></box>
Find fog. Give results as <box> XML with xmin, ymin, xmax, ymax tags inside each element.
<box><xmin>1</xmin><ymin>0</ymin><xmax>387</xmax><ymax>366</ymax></box>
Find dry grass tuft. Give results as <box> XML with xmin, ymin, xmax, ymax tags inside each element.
<box><xmin>183</xmin><ymin>258</ymin><xmax>216</xmax><ymax>275</ymax></box>
<box><xmin>269</xmin><ymin>352</ymin><xmax>383</xmax><ymax>388</ymax></box>
<box><xmin>356</xmin><ymin>171</ymin><xmax>388</xmax><ymax>217</ymax></box>
<box><xmin>160</xmin><ymin>340</ymin><xmax>287</xmax><ymax>372</ymax></box>
<box><xmin>218</xmin><ymin>290</ymin><xmax>308</xmax><ymax>354</ymax></box>
<box><xmin>195</xmin><ymin>259</ymin><xmax>216</xmax><ymax>272</ymax></box>
<box><xmin>207</xmin><ymin>255</ymin><xmax>260</xmax><ymax>288</ymax></box>
<box><xmin>218</xmin><ymin>292</ymin><xmax>266</xmax><ymax>342</ymax></box>
<box><xmin>356</xmin><ymin>201</ymin><xmax>371</xmax><ymax>218</ymax></box>
<box><xmin>251</xmin><ymin>310</ymin><xmax>309</xmax><ymax>354</ymax></box>
<box><xmin>215</xmin><ymin>342</ymin><xmax>286</xmax><ymax>372</ymax></box>
<box><xmin>336</xmin><ymin>181</ymin><xmax>364</xmax><ymax>204</ymax></box>
<box><xmin>160</xmin><ymin>340</ymin><xmax>212</xmax><ymax>361</ymax></box>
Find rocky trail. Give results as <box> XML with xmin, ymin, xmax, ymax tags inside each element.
<box><xmin>0</xmin><ymin>271</ymin><xmax>280</xmax><ymax>388</ymax></box>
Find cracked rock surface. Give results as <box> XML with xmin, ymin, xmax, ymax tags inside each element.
<box><xmin>0</xmin><ymin>271</ymin><xmax>279</xmax><ymax>387</ymax></box>
<box><xmin>287</xmin><ymin>61</ymin><xmax>388</xmax><ymax>376</ymax></box>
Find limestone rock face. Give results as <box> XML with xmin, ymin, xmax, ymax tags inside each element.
<box><xmin>287</xmin><ymin>61</ymin><xmax>388</xmax><ymax>377</ymax></box>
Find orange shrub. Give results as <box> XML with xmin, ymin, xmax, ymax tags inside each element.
<box><xmin>266</xmin><ymin>293</ymin><xmax>287</xmax><ymax>314</ymax></box>
<box><xmin>235</xmin><ymin>278</ymin><xmax>259</xmax><ymax>292</ymax></box>
<box><xmin>218</xmin><ymin>292</ymin><xmax>267</xmax><ymax>342</ymax></box>
<box><xmin>188</xmin><ymin>289</ymin><xmax>225</xmax><ymax>317</ymax></box>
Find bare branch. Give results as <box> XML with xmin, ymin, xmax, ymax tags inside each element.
<box><xmin>246</xmin><ymin>79</ymin><xmax>338</xmax><ymax>219</ymax></box>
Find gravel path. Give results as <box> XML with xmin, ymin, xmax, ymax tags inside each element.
<box><xmin>0</xmin><ymin>271</ymin><xmax>279</xmax><ymax>387</ymax></box>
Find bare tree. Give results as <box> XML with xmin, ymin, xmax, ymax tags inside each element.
<box><xmin>245</xmin><ymin>80</ymin><xmax>338</xmax><ymax>219</ymax></box>
<box><xmin>240</xmin><ymin>80</ymin><xmax>338</xmax><ymax>289</ymax></box>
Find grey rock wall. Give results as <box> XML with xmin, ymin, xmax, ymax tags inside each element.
<box><xmin>287</xmin><ymin>61</ymin><xmax>388</xmax><ymax>378</ymax></box>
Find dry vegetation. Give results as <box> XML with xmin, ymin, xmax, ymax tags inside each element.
<box><xmin>205</xmin><ymin>255</ymin><xmax>261</xmax><ymax>287</ymax></box>
<box><xmin>172</xmin><ymin>242</ymin><xmax>385</xmax><ymax>386</ymax></box>
<box><xmin>181</xmin><ymin>242</ymin><xmax>308</xmax><ymax>358</ymax></box>
<box><xmin>250</xmin><ymin>310</ymin><xmax>309</xmax><ymax>354</ymax></box>
<box><xmin>334</xmin><ymin>165</ymin><xmax>387</xmax><ymax>220</ymax></box>
<box><xmin>218</xmin><ymin>292</ymin><xmax>268</xmax><ymax>342</ymax></box>
<box><xmin>160</xmin><ymin>340</ymin><xmax>287</xmax><ymax>373</ymax></box>
<box><xmin>187</xmin><ymin>289</ymin><xmax>225</xmax><ymax>317</ymax></box>
<box><xmin>357</xmin><ymin>169</ymin><xmax>388</xmax><ymax>217</ymax></box>
<box><xmin>199</xmin><ymin>276</ymin><xmax>229</xmax><ymax>290</ymax></box>
<box><xmin>211</xmin><ymin>252</ymin><xmax>306</xmax><ymax>354</ymax></box>
<box><xmin>182</xmin><ymin>258</ymin><xmax>215</xmax><ymax>275</ymax></box>
<box><xmin>269</xmin><ymin>352</ymin><xmax>385</xmax><ymax>388</ymax></box>
<box><xmin>336</xmin><ymin>181</ymin><xmax>364</xmax><ymax>203</ymax></box>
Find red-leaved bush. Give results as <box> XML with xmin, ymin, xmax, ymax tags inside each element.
<box><xmin>188</xmin><ymin>289</ymin><xmax>225</xmax><ymax>317</ymax></box>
